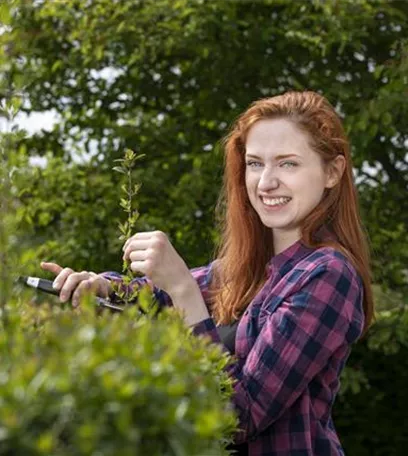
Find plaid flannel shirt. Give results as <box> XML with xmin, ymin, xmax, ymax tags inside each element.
<box><xmin>102</xmin><ymin>240</ymin><xmax>364</xmax><ymax>456</ymax></box>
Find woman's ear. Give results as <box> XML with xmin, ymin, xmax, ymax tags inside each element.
<box><xmin>325</xmin><ymin>155</ymin><xmax>346</xmax><ymax>188</ymax></box>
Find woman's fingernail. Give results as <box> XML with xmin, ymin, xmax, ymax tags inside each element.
<box><xmin>53</xmin><ymin>280</ymin><xmax>60</xmax><ymax>289</ymax></box>
<box><xmin>60</xmin><ymin>293</ymin><xmax>67</xmax><ymax>302</ymax></box>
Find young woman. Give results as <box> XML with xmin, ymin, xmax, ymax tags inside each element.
<box><xmin>42</xmin><ymin>91</ymin><xmax>373</xmax><ymax>455</ymax></box>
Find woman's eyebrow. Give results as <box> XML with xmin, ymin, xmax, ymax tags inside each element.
<box><xmin>245</xmin><ymin>153</ymin><xmax>262</xmax><ymax>159</ymax></box>
<box><xmin>274</xmin><ymin>153</ymin><xmax>300</xmax><ymax>160</ymax></box>
<box><xmin>245</xmin><ymin>153</ymin><xmax>300</xmax><ymax>160</ymax></box>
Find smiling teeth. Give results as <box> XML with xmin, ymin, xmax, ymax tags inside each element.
<box><xmin>262</xmin><ymin>197</ymin><xmax>291</xmax><ymax>206</ymax></box>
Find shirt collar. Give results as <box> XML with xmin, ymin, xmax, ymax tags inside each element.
<box><xmin>267</xmin><ymin>239</ymin><xmax>313</xmax><ymax>273</ymax></box>
<box><xmin>267</xmin><ymin>225</ymin><xmax>337</xmax><ymax>273</ymax></box>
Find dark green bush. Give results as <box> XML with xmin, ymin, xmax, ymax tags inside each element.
<box><xmin>0</xmin><ymin>294</ymin><xmax>237</xmax><ymax>456</ymax></box>
<box><xmin>335</xmin><ymin>341</ymin><xmax>408</xmax><ymax>456</ymax></box>
<box><xmin>334</xmin><ymin>300</ymin><xmax>408</xmax><ymax>456</ymax></box>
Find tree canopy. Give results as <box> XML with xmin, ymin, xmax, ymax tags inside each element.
<box><xmin>1</xmin><ymin>0</ymin><xmax>407</xmax><ymax>284</ymax></box>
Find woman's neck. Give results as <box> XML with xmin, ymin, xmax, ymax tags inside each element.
<box><xmin>273</xmin><ymin>229</ymin><xmax>301</xmax><ymax>255</ymax></box>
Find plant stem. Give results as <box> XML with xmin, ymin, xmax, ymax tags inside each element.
<box><xmin>112</xmin><ymin>149</ymin><xmax>144</xmax><ymax>306</ymax></box>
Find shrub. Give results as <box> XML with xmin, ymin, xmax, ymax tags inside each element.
<box><xmin>0</xmin><ymin>294</ymin><xmax>237</xmax><ymax>456</ymax></box>
<box><xmin>335</xmin><ymin>339</ymin><xmax>408</xmax><ymax>456</ymax></box>
<box><xmin>334</xmin><ymin>286</ymin><xmax>408</xmax><ymax>456</ymax></box>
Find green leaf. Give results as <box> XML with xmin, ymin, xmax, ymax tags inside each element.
<box><xmin>112</xmin><ymin>167</ymin><xmax>126</xmax><ymax>174</ymax></box>
<box><xmin>382</xmin><ymin>112</ymin><xmax>392</xmax><ymax>126</ymax></box>
<box><xmin>51</xmin><ymin>60</ymin><xmax>62</xmax><ymax>73</ymax></box>
<box><xmin>0</xmin><ymin>3</ymin><xmax>11</xmax><ymax>25</ymax></box>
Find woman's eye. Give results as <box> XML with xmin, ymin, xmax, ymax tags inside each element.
<box><xmin>246</xmin><ymin>160</ymin><xmax>263</xmax><ymax>168</ymax></box>
<box><xmin>280</xmin><ymin>161</ymin><xmax>298</xmax><ymax>168</ymax></box>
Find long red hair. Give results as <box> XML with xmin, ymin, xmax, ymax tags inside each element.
<box><xmin>211</xmin><ymin>91</ymin><xmax>374</xmax><ymax>335</ymax></box>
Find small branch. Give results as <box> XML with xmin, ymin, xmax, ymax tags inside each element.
<box><xmin>112</xmin><ymin>149</ymin><xmax>145</xmax><ymax>306</ymax></box>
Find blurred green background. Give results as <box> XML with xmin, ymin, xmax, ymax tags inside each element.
<box><xmin>1</xmin><ymin>1</ymin><xmax>407</xmax><ymax>454</ymax></box>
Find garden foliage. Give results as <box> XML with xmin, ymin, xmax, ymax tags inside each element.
<box><xmin>0</xmin><ymin>296</ymin><xmax>237</xmax><ymax>455</ymax></box>
<box><xmin>0</xmin><ymin>0</ymin><xmax>407</xmax><ymax>454</ymax></box>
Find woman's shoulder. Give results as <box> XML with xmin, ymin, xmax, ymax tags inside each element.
<box><xmin>296</xmin><ymin>244</ymin><xmax>359</xmax><ymax>280</ymax></box>
<box><xmin>280</xmin><ymin>244</ymin><xmax>363</xmax><ymax>304</ymax></box>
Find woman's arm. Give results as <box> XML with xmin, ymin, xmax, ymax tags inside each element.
<box><xmin>100</xmin><ymin>263</ymin><xmax>214</xmax><ymax>317</ymax></box>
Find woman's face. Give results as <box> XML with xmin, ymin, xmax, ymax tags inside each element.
<box><xmin>245</xmin><ymin>118</ymin><xmax>336</xmax><ymax>243</ymax></box>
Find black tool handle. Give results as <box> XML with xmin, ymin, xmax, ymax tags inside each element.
<box><xmin>19</xmin><ymin>276</ymin><xmax>59</xmax><ymax>296</ymax></box>
<box><xmin>19</xmin><ymin>276</ymin><xmax>123</xmax><ymax>312</ymax></box>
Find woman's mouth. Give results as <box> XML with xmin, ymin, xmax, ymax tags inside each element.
<box><xmin>260</xmin><ymin>196</ymin><xmax>292</xmax><ymax>209</ymax></box>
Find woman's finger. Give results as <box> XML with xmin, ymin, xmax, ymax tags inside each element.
<box><xmin>130</xmin><ymin>260</ymin><xmax>153</xmax><ymax>277</ymax></box>
<box><xmin>51</xmin><ymin>267</ymin><xmax>74</xmax><ymax>292</ymax></box>
<box><xmin>59</xmin><ymin>271</ymin><xmax>90</xmax><ymax>302</ymax></box>
<box><xmin>122</xmin><ymin>231</ymin><xmax>155</xmax><ymax>252</ymax></box>
<box><xmin>71</xmin><ymin>279</ymin><xmax>95</xmax><ymax>308</ymax></box>
<box><xmin>40</xmin><ymin>261</ymin><xmax>63</xmax><ymax>276</ymax></box>
<box><xmin>129</xmin><ymin>249</ymin><xmax>149</xmax><ymax>262</ymax></box>
<box><xmin>71</xmin><ymin>276</ymin><xmax>111</xmax><ymax>308</ymax></box>
<box><xmin>123</xmin><ymin>239</ymin><xmax>151</xmax><ymax>261</ymax></box>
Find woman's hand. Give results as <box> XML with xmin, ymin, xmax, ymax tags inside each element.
<box><xmin>40</xmin><ymin>262</ymin><xmax>112</xmax><ymax>308</ymax></box>
<box><xmin>122</xmin><ymin>231</ymin><xmax>210</xmax><ymax>326</ymax></box>
<box><xmin>122</xmin><ymin>231</ymin><xmax>192</xmax><ymax>297</ymax></box>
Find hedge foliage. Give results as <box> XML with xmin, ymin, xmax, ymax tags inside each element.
<box><xmin>0</xmin><ymin>294</ymin><xmax>237</xmax><ymax>456</ymax></box>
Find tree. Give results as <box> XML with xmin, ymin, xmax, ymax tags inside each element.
<box><xmin>1</xmin><ymin>0</ymin><xmax>406</xmax><ymax>278</ymax></box>
<box><xmin>1</xmin><ymin>2</ymin><xmax>408</xmax><ymax>451</ymax></box>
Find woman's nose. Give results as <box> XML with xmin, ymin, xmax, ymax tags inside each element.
<box><xmin>258</xmin><ymin>168</ymin><xmax>280</xmax><ymax>191</ymax></box>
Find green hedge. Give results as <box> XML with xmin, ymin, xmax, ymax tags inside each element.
<box><xmin>0</xmin><ymin>293</ymin><xmax>237</xmax><ymax>456</ymax></box>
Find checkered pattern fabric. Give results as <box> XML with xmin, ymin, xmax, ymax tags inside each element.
<box><xmin>102</xmin><ymin>240</ymin><xmax>364</xmax><ymax>455</ymax></box>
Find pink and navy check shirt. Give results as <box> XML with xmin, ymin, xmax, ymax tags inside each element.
<box><xmin>102</xmin><ymin>240</ymin><xmax>364</xmax><ymax>456</ymax></box>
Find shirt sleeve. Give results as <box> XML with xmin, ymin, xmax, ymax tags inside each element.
<box><xmin>191</xmin><ymin>258</ymin><xmax>365</xmax><ymax>443</ymax></box>
<box><xmin>99</xmin><ymin>263</ymin><xmax>214</xmax><ymax>310</ymax></box>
